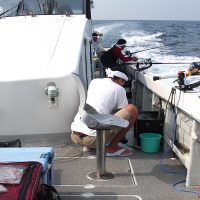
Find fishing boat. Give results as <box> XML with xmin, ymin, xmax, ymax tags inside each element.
<box><xmin>0</xmin><ymin>0</ymin><xmax>200</xmax><ymax>199</ymax></box>
<box><xmin>0</xmin><ymin>0</ymin><xmax>94</xmax><ymax>138</ymax></box>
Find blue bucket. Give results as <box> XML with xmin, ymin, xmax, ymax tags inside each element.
<box><xmin>140</xmin><ymin>133</ymin><xmax>162</xmax><ymax>153</ymax></box>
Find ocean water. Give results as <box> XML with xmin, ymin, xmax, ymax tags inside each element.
<box><xmin>92</xmin><ymin>20</ymin><xmax>200</xmax><ymax>78</ymax></box>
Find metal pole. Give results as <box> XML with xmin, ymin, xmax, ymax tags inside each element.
<box><xmin>96</xmin><ymin>130</ymin><xmax>106</xmax><ymax>177</ymax></box>
<box><xmin>87</xmin><ymin>130</ymin><xmax>114</xmax><ymax>180</ymax></box>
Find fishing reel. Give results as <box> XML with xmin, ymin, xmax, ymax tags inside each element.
<box><xmin>174</xmin><ymin>71</ymin><xmax>189</xmax><ymax>91</ymax></box>
<box><xmin>123</xmin><ymin>58</ymin><xmax>152</xmax><ymax>71</ymax></box>
<box><xmin>174</xmin><ymin>71</ymin><xmax>200</xmax><ymax>91</ymax></box>
<box><xmin>136</xmin><ymin>58</ymin><xmax>152</xmax><ymax>71</ymax></box>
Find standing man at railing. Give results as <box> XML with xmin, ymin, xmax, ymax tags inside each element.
<box><xmin>92</xmin><ymin>31</ymin><xmax>105</xmax><ymax>57</ymax></box>
<box><xmin>92</xmin><ymin>31</ymin><xmax>105</xmax><ymax>77</ymax></box>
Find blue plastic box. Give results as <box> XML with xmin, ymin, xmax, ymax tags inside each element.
<box><xmin>0</xmin><ymin>147</ymin><xmax>54</xmax><ymax>184</ymax></box>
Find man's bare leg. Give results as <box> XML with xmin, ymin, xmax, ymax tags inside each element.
<box><xmin>106</xmin><ymin>104</ymin><xmax>138</xmax><ymax>154</ymax></box>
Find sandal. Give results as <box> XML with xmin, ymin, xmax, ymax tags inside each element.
<box><xmin>106</xmin><ymin>148</ymin><xmax>132</xmax><ymax>157</ymax></box>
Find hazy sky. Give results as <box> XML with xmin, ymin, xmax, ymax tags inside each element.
<box><xmin>91</xmin><ymin>0</ymin><xmax>200</xmax><ymax>21</ymax></box>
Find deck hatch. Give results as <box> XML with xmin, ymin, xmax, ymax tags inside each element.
<box><xmin>53</xmin><ymin>157</ymin><xmax>136</xmax><ymax>187</ymax></box>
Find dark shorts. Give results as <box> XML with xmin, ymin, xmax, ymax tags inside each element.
<box><xmin>71</xmin><ymin>108</ymin><xmax>131</xmax><ymax>148</ymax></box>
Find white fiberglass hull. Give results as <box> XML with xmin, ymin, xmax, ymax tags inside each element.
<box><xmin>0</xmin><ymin>15</ymin><xmax>93</xmax><ymax>136</ymax></box>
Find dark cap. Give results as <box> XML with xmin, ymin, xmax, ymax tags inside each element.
<box><xmin>117</xmin><ymin>39</ymin><xmax>127</xmax><ymax>45</ymax></box>
<box><xmin>92</xmin><ymin>31</ymin><xmax>99</xmax><ymax>37</ymax></box>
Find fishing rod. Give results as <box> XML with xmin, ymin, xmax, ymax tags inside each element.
<box><xmin>122</xmin><ymin>59</ymin><xmax>152</xmax><ymax>71</ymax></box>
<box><xmin>126</xmin><ymin>41</ymin><xmax>185</xmax><ymax>55</ymax></box>
<box><xmin>147</xmin><ymin>62</ymin><xmax>191</xmax><ymax>65</ymax></box>
<box><xmin>153</xmin><ymin>75</ymin><xmax>179</xmax><ymax>81</ymax></box>
<box><xmin>124</xmin><ymin>58</ymin><xmax>191</xmax><ymax>72</ymax></box>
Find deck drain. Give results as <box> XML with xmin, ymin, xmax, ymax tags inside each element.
<box><xmin>126</xmin><ymin>168</ymin><xmax>131</xmax><ymax>173</ymax></box>
<box><xmin>84</xmin><ymin>184</ymin><xmax>96</xmax><ymax>189</ymax></box>
<box><xmin>81</xmin><ymin>192</ymin><xmax>95</xmax><ymax>198</ymax></box>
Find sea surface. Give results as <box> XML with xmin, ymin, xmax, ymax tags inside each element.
<box><xmin>92</xmin><ymin>20</ymin><xmax>200</xmax><ymax>78</ymax></box>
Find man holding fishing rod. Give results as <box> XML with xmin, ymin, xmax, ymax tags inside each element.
<box><xmin>100</xmin><ymin>39</ymin><xmax>138</xmax><ymax>68</ymax></box>
<box><xmin>100</xmin><ymin>39</ymin><xmax>187</xmax><ymax>71</ymax></box>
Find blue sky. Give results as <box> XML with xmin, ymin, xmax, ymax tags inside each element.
<box><xmin>91</xmin><ymin>0</ymin><xmax>200</xmax><ymax>21</ymax></box>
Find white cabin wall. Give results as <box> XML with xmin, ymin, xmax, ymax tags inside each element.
<box><xmin>0</xmin><ymin>74</ymin><xmax>79</xmax><ymax>136</ymax></box>
<box><xmin>0</xmin><ymin>2</ymin><xmax>95</xmax><ymax>138</ymax></box>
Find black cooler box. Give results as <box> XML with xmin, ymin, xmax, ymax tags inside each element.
<box><xmin>134</xmin><ymin>111</ymin><xmax>164</xmax><ymax>145</ymax></box>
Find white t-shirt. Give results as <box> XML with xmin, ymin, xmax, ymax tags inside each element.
<box><xmin>71</xmin><ymin>78</ymin><xmax>128</xmax><ymax>136</ymax></box>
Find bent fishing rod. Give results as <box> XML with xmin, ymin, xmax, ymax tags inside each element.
<box><xmin>124</xmin><ymin>58</ymin><xmax>191</xmax><ymax>72</ymax></box>
<box><xmin>146</xmin><ymin>62</ymin><xmax>191</xmax><ymax>65</ymax></box>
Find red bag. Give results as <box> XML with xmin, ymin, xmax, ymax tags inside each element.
<box><xmin>0</xmin><ymin>162</ymin><xmax>42</xmax><ymax>200</ymax></box>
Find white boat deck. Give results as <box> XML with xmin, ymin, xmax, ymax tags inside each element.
<box><xmin>20</xmin><ymin>134</ymin><xmax>200</xmax><ymax>200</ymax></box>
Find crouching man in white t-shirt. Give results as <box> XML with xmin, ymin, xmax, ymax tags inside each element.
<box><xmin>71</xmin><ymin>67</ymin><xmax>138</xmax><ymax>157</ymax></box>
